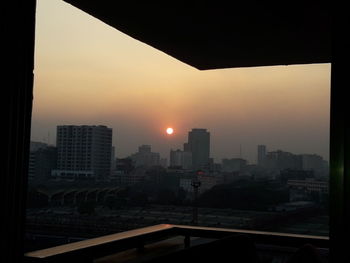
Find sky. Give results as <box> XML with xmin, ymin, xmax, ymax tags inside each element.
<box><xmin>31</xmin><ymin>0</ymin><xmax>331</xmax><ymax>163</ymax></box>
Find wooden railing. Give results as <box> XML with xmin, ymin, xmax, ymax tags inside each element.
<box><xmin>24</xmin><ymin>224</ymin><xmax>329</xmax><ymax>262</ymax></box>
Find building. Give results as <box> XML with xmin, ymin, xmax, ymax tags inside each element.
<box><xmin>28</xmin><ymin>144</ymin><xmax>57</xmax><ymax>185</ymax></box>
<box><xmin>118</xmin><ymin>170</ymin><xmax>146</xmax><ymax>186</ymax></box>
<box><xmin>185</xmin><ymin>128</ymin><xmax>210</xmax><ymax>169</ymax></box>
<box><xmin>111</xmin><ymin>146</ymin><xmax>116</xmax><ymax>172</ymax></box>
<box><xmin>111</xmin><ymin>157</ymin><xmax>135</xmax><ymax>183</ymax></box>
<box><xmin>287</xmin><ymin>179</ymin><xmax>329</xmax><ymax>194</ymax></box>
<box><xmin>280</xmin><ymin>169</ymin><xmax>314</xmax><ymax>184</ymax></box>
<box><xmin>264</xmin><ymin>150</ymin><xmax>302</xmax><ymax>171</ymax></box>
<box><xmin>183</xmin><ymin>142</ymin><xmax>190</xmax><ymax>152</ymax></box>
<box><xmin>222</xmin><ymin>158</ymin><xmax>247</xmax><ymax>173</ymax></box>
<box><xmin>159</xmin><ymin>158</ymin><xmax>168</xmax><ymax>168</ymax></box>
<box><xmin>257</xmin><ymin>145</ymin><xmax>267</xmax><ymax>166</ymax></box>
<box><xmin>52</xmin><ymin>125</ymin><xmax>112</xmax><ymax>181</ymax></box>
<box><xmin>287</xmin><ymin>179</ymin><xmax>329</xmax><ymax>202</ymax></box>
<box><xmin>301</xmin><ymin>154</ymin><xmax>329</xmax><ymax>177</ymax></box>
<box><xmin>170</xmin><ymin>149</ymin><xmax>192</xmax><ymax>169</ymax></box>
<box><xmin>198</xmin><ymin>174</ymin><xmax>223</xmax><ymax>193</ymax></box>
<box><xmin>115</xmin><ymin>158</ymin><xmax>134</xmax><ymax>174</ymax></box>
<box><xmin>130</xmin><ymin>145</ymin><xmax>160</xmax><ymax>167</ymax></box>
<box><xmin>30</xmin><ymin>141</ymin><xmax>49</xmax><ymax>152</ymax></box>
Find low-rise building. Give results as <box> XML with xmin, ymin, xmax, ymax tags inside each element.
<box><xmin>287</xmin><ymin>179</ymin><xmax>329</xmax><ymax>194</ymax></box>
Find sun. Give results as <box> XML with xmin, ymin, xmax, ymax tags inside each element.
<box><xmin>166</xmin><ymin>127</ymin><xmax>174</xmax><ymax>135</ymax></box>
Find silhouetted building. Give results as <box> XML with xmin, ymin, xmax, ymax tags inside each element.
<box><xmin>301</xmin><ymin>154</ymin><xmax>329</xmax><ymax>177</ymax></box>
<box><xmin>159</xmin><ymin>158</ymin><xmax>168</xmax><ymax>168</ymax></box>
<box><xmin>288</xmin><ymin>178</ymin><xmax>329</xmax><ymax>202</ymax></box>
<box><xmin>111</xmin><ymin>146</ymin><xmax>116</xmax><ymax>172</ymax></box>
<box><xmin>185</xmin><ymin>128</ymin><xmax>210</xmax><ymax>169</ymax></box>
<box><xmin>111</xmin><ymin>157</ymin><xmax>135</xmax><ymax>184</ymax></box>
<box><xmin>139</xmin><ymin>145</ymin><xmax>151</xmax><ymax>154</ymax></box>
<box><xmin>183</xmin><ymin>142</ymin><xmax>190</xmax><ymax>152</ymax></box>
<box><xmin>115</xmin><ymin>158</ymin><xmax>134</xmax><ymax>174</ymax></box>
<box><xmin>30</xmin><ymin>141</ymin><xmax>49</xmax><ymax>152</ymax></box>
<box><xmin>222</xmin><ymin>158</ymin><xmax>247</xmax><ymax>172</ymax></box>
<box><xmin>210</xmin><ymin>162</ymin><xmax>222</xmax><ymax>172</ymax></box>
<box><xmin>257</xmin><ymin>145</ymin><xmax>267</xmax><ymax>166</ymax></box>
<box><xmin>130</xmin><ymin>145</ymin><xmax>160</xmax><ymax>167</ymax></box>
<box><xmin>264</xmin><ymin>150</ymin><xmax>302</xmax><ymax>171</ymax></box>
<box><xmin>170</xmin><ymin>149</ymin><xmax>192</xmax><ymax>169</ymax></box>
<box><xmin>198</xmin><ymin>174</ymin><xmax>223</xmax><ymax>193</ymax></box>
<box><xmin>52</xmin><ymin>125</ymin><xmax>112</xmax><ymax>181</ymax></box>
<box><xmin>118</xmin><ymin>170</ymin><xmax>146</xmax><ymax>185</ymax></box>
<box><xmin>280</xmin><ymin>169</ymin><xmax>314</xmax><ymax>184</ymax></box>
<box><xmin>28</xmin><ymin>144</ymin><xmax>57</xmax><ymax>185</ymax></box>
<box><xmin>287</xmin><ymin>179</ymin><xmax>329</xmax><ymax>194</ymax></box>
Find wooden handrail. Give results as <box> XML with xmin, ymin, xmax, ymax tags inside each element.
<box><xmin>24</xmin><ymin>224</ymin><xmax>329</xmax><ymax>262</ymax></box>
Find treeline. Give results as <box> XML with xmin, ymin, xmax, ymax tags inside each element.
<box><xmin>198</xmin><ymin>179</ymin><xmax>289</xmax><ymax>211</ymax></box>
<box><xmin>27</xmin><ymin>179</ymin><xmax>291</xmax><ymax>213</ymax></box>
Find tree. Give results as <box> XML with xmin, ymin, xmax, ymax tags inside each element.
<box><xmin>198</xmin><ymin>180</ymin><xmax>289</xmax><ymax>211</ymax></box>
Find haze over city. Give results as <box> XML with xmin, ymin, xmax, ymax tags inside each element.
<box><xmin>31</xmin><ymin>0</ymin><xmax>331</xmax><ymax>163</ymax></box>
<box><xmin>23</xmin><ymin>1</ymin><xmax>333</xmax><ymax>255</ymax></box>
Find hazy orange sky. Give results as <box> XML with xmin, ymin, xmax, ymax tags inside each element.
<box><xmin>31</xmin><ymin>0</ymin><xmax>331</xmax><ymax>163</ymax></box>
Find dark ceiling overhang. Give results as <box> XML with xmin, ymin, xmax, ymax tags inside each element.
<box><xmin>63</xmin><ymin>0</ymin><xmax>331</xmax><ymax>70</ymax></box>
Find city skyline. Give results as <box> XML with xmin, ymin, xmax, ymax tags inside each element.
<box><xmin>31</xmin><ymin>0</ymin><xmax>331</xmax><ymax>163</ymax></box>
<box><xmin>31</xmin><ymin>127</ymin><xmax>330</xmax><ymax>163</ymax></box>
<box><xmin>31</xmin><ymin>125</ymin><xmax>328</xmax><ymax>166</ymax></box>
<box><xmin>21</xmin><ymin>1</ymin><xmax>333</xmax><ymax>256</ymax></box>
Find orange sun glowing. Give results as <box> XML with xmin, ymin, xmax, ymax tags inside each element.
<box><xmin>166</xmin><ymin>127</ymin><xmax>174</xmax><ymax>135</ymax></box>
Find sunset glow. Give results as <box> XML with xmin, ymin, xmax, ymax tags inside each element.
<box><xmin>31</xmin><ymin>0</ymin><xmax>331</xmax><ymax>162</ymax></box>
<box><xmin>27</xmin><ymin>0</ymin><xmax>332</xmax><ymax>241</ymax></box>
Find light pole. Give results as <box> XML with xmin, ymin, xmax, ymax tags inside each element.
<box><xmin>191</xmin><ymin>178</ymin><xmax>201</xmax><ymax>225</ymax></box>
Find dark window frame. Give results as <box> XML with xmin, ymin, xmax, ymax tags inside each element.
<box><xmin>3</xmin><ymin>1</ymin><xmax>348</xmax><ymax>263</ymax></box>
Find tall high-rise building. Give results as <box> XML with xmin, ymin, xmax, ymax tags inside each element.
<box><xmin>53</xmin><ymin>125</ymin><xmax>112</xmax><ymax>180</ymax></box>
<box><xmin>257</xmin><ymin>145</ymin><xmax>267</xmax><ymax>166</ymax></box>
<box><xmin>186</xmin><ymin>128</ymin><xmax>210</xmax><ymax>169</ymax></box>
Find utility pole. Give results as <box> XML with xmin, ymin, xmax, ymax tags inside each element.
<box><xmin>191</xmin><ymin>177</ymin><xmax>201</xmax><ymax>225</ymax></box>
